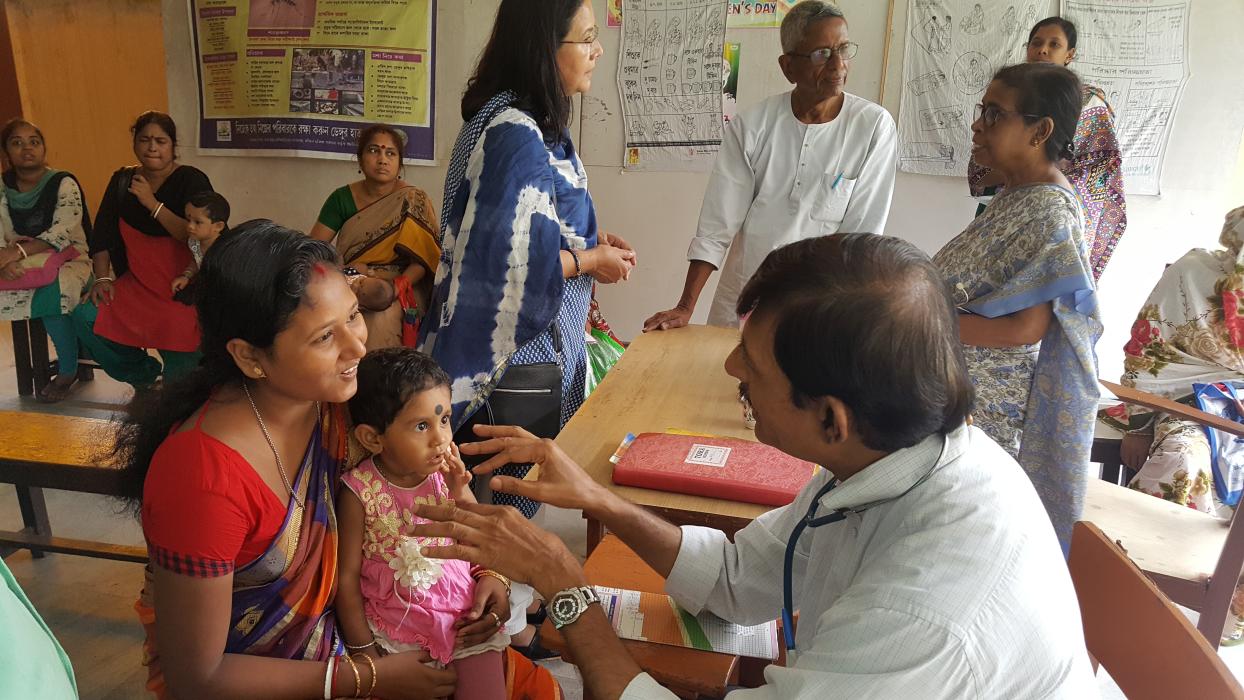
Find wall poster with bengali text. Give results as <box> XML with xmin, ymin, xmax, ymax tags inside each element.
<box><xmin>1062</xmin><ymin>0</ymin><xmax>1189</xmax><ymax>196</ymax></box>
<box><xmin>188</xmin><ymin>0</ymin><xmax>436</xmax><ymax>163</ymax></box>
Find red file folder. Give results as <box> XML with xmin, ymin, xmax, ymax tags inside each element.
<box><xmin>611</xmin><ymin>433</ymin><xmax>818</xmax><ymax>506</ymax></box>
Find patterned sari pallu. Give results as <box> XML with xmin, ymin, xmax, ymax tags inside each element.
<box><xmin>336</xmin><ymin>185</ymin><xmax>441</xmax><ymax>349</ymax></box>
<box><xmin>136</xmin><ymin>406</ymin><xmax>348</xmax><ymax>698</ymax></box>
<box><xmin>934</xmin><ymin>184</ymin><xmax>1102</xmax><ymax>549</ymax></box>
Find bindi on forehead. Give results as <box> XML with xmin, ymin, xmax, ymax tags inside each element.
<box><xmin>434</xmin><ymin>404</ymin><xmax>444</xmax><ymax>415</ymax></box>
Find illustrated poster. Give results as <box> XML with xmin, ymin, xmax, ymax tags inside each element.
<box><xmin>620</xmin><ymin>0</ymin><xmax>728</xmax><ymax>172</ymax></box>
<box><xmin>897</xmin><ymin>0</ymin><xmax>1041</xmax><ymax>177</ymax></box>
<box><xmin>1062</xmin><ymin>0</ymin><xmax>1189</xmax><ymax>195</ymax></box>
<box><xmin>188</xmin><ymin>0</ymin><xmax>436</xmax><ymax>162</ymax></box>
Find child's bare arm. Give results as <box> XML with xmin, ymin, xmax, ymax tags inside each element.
<box><xmin>335</xmin><ymin>487</ymin><xmax>383</xmax><ymax>657</ymax></box>
<box><xmin>444</xmin><ymin>443</ymin><xmax>476</xmax><ymax>504</ymax></box>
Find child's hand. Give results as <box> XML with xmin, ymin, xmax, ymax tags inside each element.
<box><xmin>455</xmin><ymin>574</ymin><xmax>509</xmax><ymax>649</ymax></box>
<box><xmin>443</xmin><ymin>443</ymin><xmax>473</xmax><ymax>501</ymax></box>
<box><xmin>170</xmin><ymin>274</ymin><xmax>189</xmax><ymax>294</ymax></box>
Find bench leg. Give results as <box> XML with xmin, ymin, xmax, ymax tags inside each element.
<box><xmin>29</xmin><ymin>317</ymin><xmax>52</xmax><ymax>397</ymax></box>
<box><xmin>11</xmin><ymin>320</ymin><xmax>35</xmax><ymax>397</ymax></box>
<box><xmin>15</xmin><ymin>486</ymin><xmax>50</xmax><ymax>559</ymax></box>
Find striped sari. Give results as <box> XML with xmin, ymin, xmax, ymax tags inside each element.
<box><xmin>135</xmin><ymin>405</ymin><xmax>348</xmax><ymax>697</ymax></box>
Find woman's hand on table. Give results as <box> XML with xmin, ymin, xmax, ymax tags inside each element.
<box><xmin>1120</xmin><ymin>432</ymin><xmax>1154</xmax><ymax>472</ymax></box>
<box><xmin>586</xmin><ymin>244</ymin><xmax>636</xmax><ymax>284</ymax></box>
<box><xmin>455</xmin><ymin>574</ymin><xmax>508</xmax><ymax>649</ymax></box>
<box><xmin>128</xmin><ymin>174</ymin><xmax>159</xmax><ymax>212</ymax></box>
<box><xmin>374</xmin><ymin>650</ymin><xmax>457</xmax><ymax>699</ymax></box>
<box><xmin>411</xmin><ymin>499</ymin><xmax>588</xmax><ymax>600</ymax></box>
<box><xmin>458</xmin><ymin>424</ymin><xmax>611</xmax><ymax>514</ymax></box>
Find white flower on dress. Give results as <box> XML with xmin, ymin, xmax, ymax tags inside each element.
<box><xmin>388</xmin><ymin>536</ymin><xmax>443</xmax><ymax>592</ymax></box>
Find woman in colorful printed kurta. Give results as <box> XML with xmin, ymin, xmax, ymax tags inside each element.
<box><xmin>422</xmin><ymin>0</ymin><xmax>637</xmax><ymax>518</ymax></box>
<box><xmin>114</xmin><ymin>223</ymin><xmax>457</xmax><ymax>698</ymax></box>
<box><xmin>935</xmin><ymin>63</ymin><xmax>1102</xmax><ymax>550</ymax></box>
<box><xmin>967</xmin><ymin>17</ymin><xmax>1127</xmax><ymax>281</ymax></box>
<box><xmin>310</xmin><ymin>124</ymin><xmax>441</xmax><ymax>350</ymax></box>
<box><xmin>0</xmin><ymin>119</ymin><xmax>92</xmax><ymax>402</ymax></box>
<box><xmin>72</xmin><ymin>112</ymin><xmax>211</xmax><ymax>388</ymax></box>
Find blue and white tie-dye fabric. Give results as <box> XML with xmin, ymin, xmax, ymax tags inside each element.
<box><xmin>423</xmin><ymin>104</ymin><xmax>598</xmax><ymax>434</ymax></box>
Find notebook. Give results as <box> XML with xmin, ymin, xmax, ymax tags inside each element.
<box><xmin>611</xmin><ymin>432</ymin><xmax>818</xmax><ymax>506</ymax></box>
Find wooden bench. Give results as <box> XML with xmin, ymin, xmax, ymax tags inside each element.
<box><xmin>0</xmin><ymin>409</ymin><xmax>146</xmax><ymax>563</ymax></box>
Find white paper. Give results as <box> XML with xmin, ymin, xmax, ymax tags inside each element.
<box><xmin>618</xmin><ymin>0</ymin><xmax>728</xmax><ymax>172</ymax></box>
<box><xmin>1062</xmin><ymin>0</ymin><xmax>1189</xmax><ymax>196</ymax></box>
<box><xmin>897</xmin><ymin>0</ymin><xmax>1043</xmax><ymax>177</ymax></box>
<box><xmin>685</xmin><ymin>444</ymin><xmax>732</xmax><ymax>467</ymax></box>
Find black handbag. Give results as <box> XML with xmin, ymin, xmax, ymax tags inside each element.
<box><xmin>455</xmin><ymin>324</ymin><xmax>564</xmax><ymax>467</ymax></box>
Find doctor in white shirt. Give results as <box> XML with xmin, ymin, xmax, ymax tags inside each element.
<box><xmin>644</xmin><ymin>1</ymin><xmax>897</xmax><ymax>331</ymax></box>
<box><xmin>413</xmin><ymin>234</ymin><xmax>1099</xmax><ymax>700</ymax></box>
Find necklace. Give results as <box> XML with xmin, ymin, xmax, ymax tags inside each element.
<box><xmin>242</xmin><ymin>381</ymin><xmax>304</xmax><ymax>510</ymax></box>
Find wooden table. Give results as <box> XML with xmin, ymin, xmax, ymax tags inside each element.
<box><xmin>554</xmin><ymin>326</ymin><xmax>772</xmax><ymax>552</ymax></box>
<box><xmin>539</xmin><ymin>534</ymin><xmax>745</xmax><ymax>699</ymax></box>
<box><xmin>0</xmin><ymin>409</ymin><xmax>145</xmax><ymax>563</ymax></box>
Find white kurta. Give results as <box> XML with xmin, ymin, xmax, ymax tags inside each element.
<box><xmin>621</xmin><ymin>425</ymin><xmax>1099</xmax><ymax>699</ymax></box>
<box><xmin>688</xmin><ymin>91</ymin><xmax>898</xmax><ymax>327</ymax></box>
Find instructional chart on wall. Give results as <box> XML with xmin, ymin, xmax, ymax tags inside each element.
<box><xmin>897</xmin><ymin>0</ymin><xmax>1041</xmax><ymax>177</ymax></box>
<box><xmin>1063</xmin><ymin>0</ymin><xmax>1188</xmax><ymax>195</ymax></box>
<box><xmin>187</xmin><ymin>0</ymin><xmax>436</xmax><ymax>162</ymax></box>
<box><xmin>619</xmin><ymin>0</ymin><xmax>728</xmax><ymax>172</ymax></box>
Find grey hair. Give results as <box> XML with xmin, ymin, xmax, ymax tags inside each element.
<box><xmin>780</xmin><ymin>1</ymin><xmax>847</xmax><ymax>53</ymax></box>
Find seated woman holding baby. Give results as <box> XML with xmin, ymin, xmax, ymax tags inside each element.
<box><xmin>309</xmin><ymin>124</ymin><xmax>440</xmax><ymax>349</ymax></box>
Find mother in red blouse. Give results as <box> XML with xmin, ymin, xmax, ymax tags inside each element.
<box><xmin>109</xmin><ymin>221</ymin><xmax>455</xmax><ymax>699</ymax></box>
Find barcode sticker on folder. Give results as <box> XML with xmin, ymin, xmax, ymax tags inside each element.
<box><xmin>686</xmin><ymin>444</ymin><xmax>731</xmax><ymax>467</ymax></box>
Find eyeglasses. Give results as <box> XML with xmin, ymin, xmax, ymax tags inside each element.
<box><xmin>787</xmin><ymin>42</ymin><xmax>859</xmax><ymax>65</ymax></box>
<box><xmin>561</xmin><ymin>27</ymin><xmax>601</xmax><ymax>47</ymax></box>
<box><xmin>973</xmin><ymin>103</ymin><xmax>1040</xmax><ymax>128</ymax></box>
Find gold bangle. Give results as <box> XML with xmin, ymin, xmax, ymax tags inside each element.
<box><xmin>340</xmin><ymin>653</ymin><xmax>361</xmax><ymax>698</ymax></box>
<box><xmin>352</xmin><ymin>652</ymin><xmax>378</xmax><ymax>697</ymax></box>
<box><xmin>475</xmin><ymin>569</ymin><xmax>511</xmax><ymax>593</ymax></box>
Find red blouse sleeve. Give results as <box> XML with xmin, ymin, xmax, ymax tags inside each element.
<box><xmin>141</xmin><ymin>430</ymin><xmax>272</xmax><ymax>578</ymax></box>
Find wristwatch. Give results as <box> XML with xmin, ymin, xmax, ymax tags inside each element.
<box><xmin>548</xmin><ymin>586</ymin><xmax>601</xmax><ymax>629</ymax></box>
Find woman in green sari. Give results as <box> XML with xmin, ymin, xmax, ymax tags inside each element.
<box><xmin>310</xmin><ymin>124</ymin><xmax>440</xmax><ymax>350</ymax></box>
<box><xmin>0</xmin><ymin>119</ymin><xmax>91</xmax><ymax>402</ymax></box>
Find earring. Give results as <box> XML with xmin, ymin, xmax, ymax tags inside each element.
<box><xmin>253</xmin><ymin>366</ymin><xmax>265</xmax><ymax>379</ymax></box>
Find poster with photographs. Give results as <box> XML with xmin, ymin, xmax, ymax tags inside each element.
<box><xmin>188</xmin><ymin>0</ymin><xmax>436</xmax><ymax>162</ymax></box>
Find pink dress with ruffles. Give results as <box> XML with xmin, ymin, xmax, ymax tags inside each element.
<box><xmin>340</xmin><ymin>459</ymin><xmax>474</xmax><ymax>664</ymax></box>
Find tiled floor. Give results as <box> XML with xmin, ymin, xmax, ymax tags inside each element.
<box><xmin>1</xmin><ymin>321</ymin><xmax>1241</xmax><ymax>698</ymax></box>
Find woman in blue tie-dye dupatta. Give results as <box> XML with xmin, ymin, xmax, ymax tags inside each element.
<box><xmin>934</xmin><ymin>63</ymin><xmax>1102</xmax><ymax>551</ymax></box>
<box><xmin>422</xmin><ymin>0</ymin><xmax>637</xmax><ymax>520</ymax></box>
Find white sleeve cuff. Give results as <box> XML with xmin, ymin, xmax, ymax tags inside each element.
<box><xmin>686</xmin><ymin>235</ymin><xmax>730</xmax><ymax>269</ymax></box>
<box><xmin>664</xmin><ymin>526</ymin><xmax>729</xmax><ymax>614</ymax></box>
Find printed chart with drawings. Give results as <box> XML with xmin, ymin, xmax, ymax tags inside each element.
<box><xmin>896</xmin><ymin>0</ymin><xmax>1044</xmax><ymax>177</ymax></box>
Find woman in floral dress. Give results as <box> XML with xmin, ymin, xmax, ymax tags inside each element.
<box><xmin>1103</xmin><ymin>205</ymin><xmax>1244</xmax><ymax>643</ymax></box>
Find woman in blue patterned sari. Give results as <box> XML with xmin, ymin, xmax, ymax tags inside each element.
<box><xmin>423</xmin><ymin>0</ymin><xmax>637</xmax><ymax>518</ymax></box>
<box><xmin>934</xmin><ymin>63</ymin><xmax>1101</xmax><ymax>550</ymax></box>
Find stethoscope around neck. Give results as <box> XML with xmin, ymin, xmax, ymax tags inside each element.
<box><xmin>781</xmin><ymin>436</ymin><xmax>949</xmax><ymax>652</ymax></box>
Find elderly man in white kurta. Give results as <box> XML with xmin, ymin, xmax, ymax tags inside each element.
<box><xmin>645</xmin><ymin>1</ymin><xmax>898</xmax><ymax>331</ymax></box>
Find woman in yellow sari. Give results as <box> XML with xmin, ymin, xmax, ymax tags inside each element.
<box><xmin>310</xmin><ymin>124</ymin><xmax>440</xmax><ymax>350</ymax></box>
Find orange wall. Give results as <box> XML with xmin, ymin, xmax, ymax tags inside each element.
<box><xmin>5</xmin><ymin>0</ymin><xmax>168</xmax><ymax>210</ymax></box>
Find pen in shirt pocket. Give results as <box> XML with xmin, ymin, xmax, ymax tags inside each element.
<box><xmin>831</xmin><ymin>172</ymin><xmax>844</xmax><ymax>190</ymax></box>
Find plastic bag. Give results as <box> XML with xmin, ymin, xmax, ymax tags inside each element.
<box><xmin>585</xmin><ymin>328</ymin><xmax>625</xmax><ymax>395</ymax></box>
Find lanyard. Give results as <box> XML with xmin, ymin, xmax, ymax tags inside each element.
<box><xmin>780</xmin><ymin>437</ymin><xmax>948</xmax><ymax>651</ymax></box>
